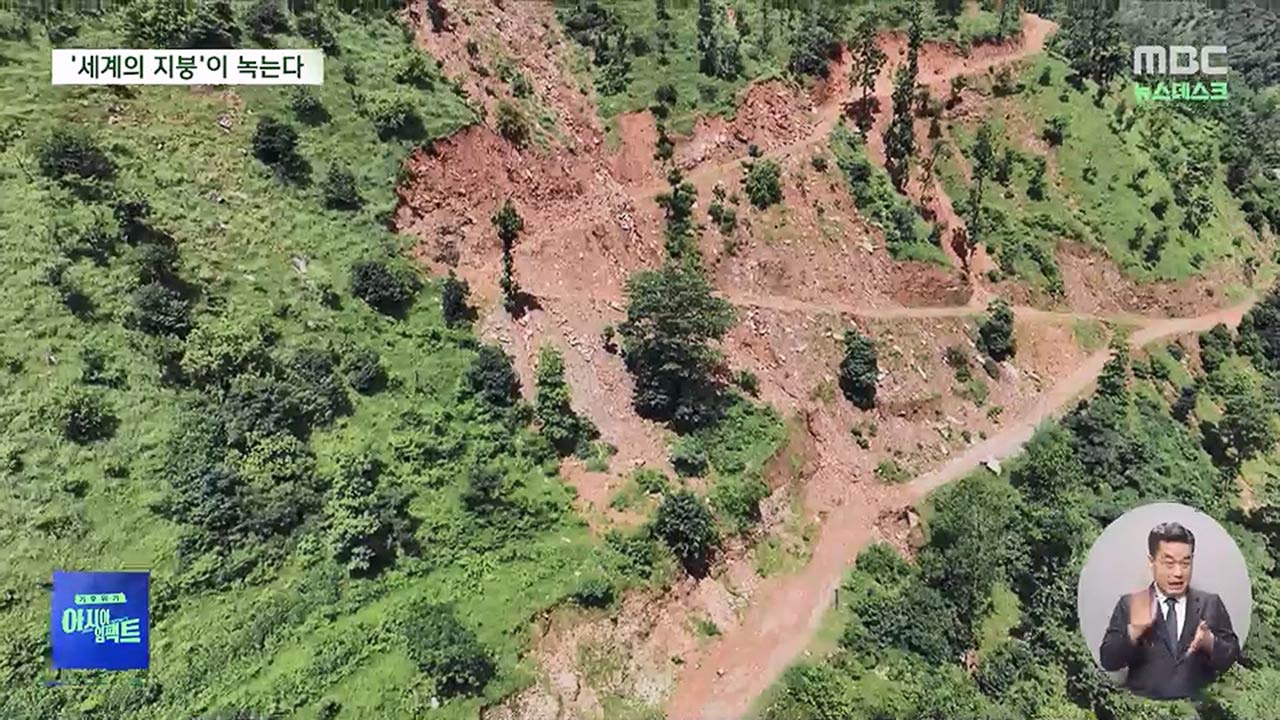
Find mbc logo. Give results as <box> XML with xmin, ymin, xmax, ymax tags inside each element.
<box><xmin>1132</xmin><ymin>46</ymin><xmax>1229</xmax><ymax>76</ymax></box>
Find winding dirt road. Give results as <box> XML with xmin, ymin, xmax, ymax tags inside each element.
<box><xmin>664</xmin><ymin>297</ymin><xmax>1255</xmax><ymax>720</ymax></box>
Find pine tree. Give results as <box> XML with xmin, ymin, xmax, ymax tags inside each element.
<box><xmin>884</xmin><ymin>0</ymin><xmax>922</xmax><ymax>191</ymax></box>
<box><xmin>535</xmin><ymin>346</ymin><xmax>599</xmax><ymax>456</ymax></box>
<box><xmin>848</xmin><ymin>16</ymin><xmax>886</xmax><ymax>137</ymax></box>
<box><xmin>656</xmin><ymin>169</ymin><xmax>699</xmax><ymax>260</ymax></box>
<box><xmin>997</xmin><ymin>0</ymin><xmax>1020</xmax><ymax>39</ymax></box>
<box><xmin>491</xmin><ymin>199</ymin><xmax>524</xmax><ymax>313</ymax></box>
<box><xmin>426</xmin><ymin>0</ymin><xmax>445</xmax><ymax>33</ymax></box>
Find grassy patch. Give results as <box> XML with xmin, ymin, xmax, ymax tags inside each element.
<box><xmin>1072</xmin><ymin>319</ymin><xmax>1109</xmax><ymax>351</ymax></box>
<box><xmin>977</xmin><ymin>582</ymin><xmax>1021</xmax><ymax>657</ymax></box>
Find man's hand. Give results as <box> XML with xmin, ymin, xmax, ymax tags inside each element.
<box><xmin>1188</xmin><ymin>620</ymin><xmax>1215</xmax><ymax>656</ymax></box>
<box><xmin>1127</xmin><ymin>590</ymin><xmax>1153</xmax><ymax>643</ymax></box>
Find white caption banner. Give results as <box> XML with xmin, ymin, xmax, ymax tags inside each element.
<box><xmin>52</xmin><ymin>49</ymin><xmax>324</xmax><ymax>85</ymax></box>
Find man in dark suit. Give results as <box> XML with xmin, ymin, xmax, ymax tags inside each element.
<box><xmin>1099</xmin><ymin>521</ymin><xmax>1241</xmax><ymax>699</ymax></box>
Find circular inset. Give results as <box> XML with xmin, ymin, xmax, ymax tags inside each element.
<box><xmin>1077</xmin><ymin>502</ymin><xmax>1250</xmax><ymax>700</ymax></box>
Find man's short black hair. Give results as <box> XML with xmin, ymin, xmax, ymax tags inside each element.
<box><xmin>1148</xmin><ymin>522</ymin><xmax>1196</xmax><ymax>556</ymax></box>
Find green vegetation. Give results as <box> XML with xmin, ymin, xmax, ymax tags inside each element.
<box><xmin>763</xmin><ymin>306</ymin><xmax>1280</xmax><ymax>717</ymax></box>
<box><xmin>534</xmin><ymin>346</ymin><xmax>600</xmax><ymax>457</ymax></box>
<box><xmin>491</xmin><ymin>198</ymin><xmax>524</xmax><ymax>313</ymax></box>
<box><xmin>743</xmin><ymin>158</ymin><xmax>783</xmax><ymax>210</ymax></box>
<box><xmin>830</xmin><ymin>124</ymin><xmax>945</xmax><ymax>264</ymax></box>
<box><xmin>977</xmin><ymin>297</ymin><xmax>1016</xmax><ymax>362</ymax></box>
<box><xmin>940</xmin><ymin>4</ymin><xmax>1268</xmax><ymax>290</ymax></box>
<box><xmin>0</xmin><ymin>7</ymin><xmax>658</xmax><ymax>718</ymax></box>
<box><xmin>883</xmin><ymin>0</ymin><xmax>922</xmax><ymax>191</ymax></box>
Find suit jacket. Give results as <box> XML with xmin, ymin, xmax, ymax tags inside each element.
<box><xmin>1098</xmin><ymin>585</ymin><xmax>1240</xmax><ymax>699</ymax></box>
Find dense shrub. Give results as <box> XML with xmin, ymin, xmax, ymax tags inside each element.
<box><xmin>180</xmin><ymin>316</ymin><xmax>274</xmax><ymax>388</ymax></box>
<box><xmin>571</xmin><ymin>577</ymin><xmax>616</xmax><ymax>608</ymax></box>
<box><xmin>350</xmin><ymin>260</ymin><xmax>414</xmax><ymax>314</ymax></box>
<box><xmin>297</xmin><ymin>11</ymin><xmax>338</xmax><ymax>54</ymax></box>
<box><xmin>743</xmin><ymin>159</ymin><xmax>783</xmax><ymax>209</ymax></box>
<box><xmin>286</xmin><ymin>347</ymin><xmax>350</xmax><ymax>428</ymax></box>
<box><xmin>363</xmin><ymin>90</ymin><xmax>421</xmax><ymax>139</ymax></box>
<box><xmin>128</xmin><ymin>282</ymin><xmax>191</xmax><ymax>338</ymax></box>
<box><xmin>393</xmin><ymin>51</ymin><xmax>435</xmax><ymax>88</ymax></box>
<box><xmin>53</xmin><ymin>387</ymin><xmax>115</xmax><ymax>443</ymax></box>
<box><xmin>37</xmin><ymin>129</ymin><xmax>115</xmax><ymax>182</ymax></box>
<box><xmin>670</xmin><ymin>434</ymin><xmax>709</xmax><ymax>477</ymax></box>
<box><xmin>219</xmin><ymin>374</ymin><xmax>309</xmax><ymax>445</ymax></box>
<box><xmin>326</xmin><ymin>452</ymin><xmax>414</xmax><ymax>575</ymax></box>
<box><xmin>838</xmin><ymin>328</ymin><xmax>878</xmax><ymax>409</ymax></box>
<box><xmin>401</xmin><ymin>602</ymin><xmax>496</xmax><ymax>697</ymax></box>
<box><xmin>321</xmin><ymin>164</ymin><xmax>361</xmax><ymax>211</ymax></box>
<box><xmin>186</xmin><ymin>0</ymin><xmax>239</xmax><ymax>48</ymax></box>
<box><xmin>977</xmin><ymin>639</ymin><xmax>1035</xmax><ymax>696</ymax></box>
<box><xmin>122</xmin><ymin>0</ymin><xmax>189</xmax><ymax>47</ymax></box>
<box><xmin>787</xmin><ymin>6</ymin><xmax>842</xmax><ymax>78</ymax></box>
<box><xmin>245</xmin><ymin>0</ymin><xmax>290</xmax><ymax>40</ymax></box>
<box><xmin>464</xmin><ymin>344</ymin><xmax>521</xmax><ymax>408</ymax></box>
<box><xmin>251</xmin><ymin>116</ymin><xmax>306</xmax><ymax>179</ymax></box>
<box><xmin>654</xmin><ymin>489</ymin><xmax>718</xmax><ymax>576</ymax></box>
<box><xmin>342</xmin><ymin>348</ymin><xmax>385</xmax><ymax>395</ymax></box>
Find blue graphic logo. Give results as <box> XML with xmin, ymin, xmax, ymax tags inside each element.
<box><xmin>51</xmin><ymin>571</ymin><xmax>149</xmax><ymax>670</ymax></box>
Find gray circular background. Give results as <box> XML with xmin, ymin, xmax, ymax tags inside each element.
<box><xmin>1077</xmin><ymin>502</ymin><xmax>1252</xmax><ymax>674</ymax></box>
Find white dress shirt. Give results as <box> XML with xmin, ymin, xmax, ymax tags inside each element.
<box><xmin>1153</xmin><ymin>586</ymin><xmax>1187</xmax><ymax>640</ymax></box>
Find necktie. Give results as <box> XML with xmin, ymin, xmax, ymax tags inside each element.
<box><xmin>1165</xmin><ymin>597</ymin><xmax>1179</xmax><ymax>650</ymax></box>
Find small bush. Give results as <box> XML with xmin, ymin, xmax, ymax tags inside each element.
<box><xmin>670</xmin><ymin>435</ymin><xmax>709</xmax><ymax>477</ymax></box>
<box><xmin>710</xmin><ymin>474</ymin><xmax>769</xmax><ymax>532</ymax></box>
<box><xmin>363</xmin><ymin>90</ymin><xmax>421</xmax><ymax>139</ymax></box>
<box><xmin>1042</xmin><ymin>115</ymin><xmax>1069</xmax><ymax>146</ymax></box>
<box><xmin>810</xmin><ymin>155</ymin><xmax>828</xmax><ymax>172</ymax></box>
<box><xmin>297</xmin><ymin>11</ymin><xmax>338</xmax><ymax>55</ymax></box>
<box><xmin>350</xmin><ymin>260</ymin><xmax>414</xmax><ymax>314</ymax></box>
<box><xmin>732</xmin><ymin>369</ymin><xmax>759</xmax><ymax>396</ymax></box>
<box><xmin>37</xmin><ymin>129</ymin><xmax>115</xmax><ymax>182</ymax></box>
<box><xmin>495</xmin><ymin>101</ymin><xmax>530</xmax><ymax>147</ymax></box>
<box><xmin>0</xmin><ymin>10</ymin><xmax>30</xmax><ymax>41</ymax></box>
<box><xmin>322</xmin><ymin>164</ymin><xmax>362</xmax><ymax>211</ymax></box>
<box><xmin>571</xmin><ymin>577</ymin><xmax>616</xmax><ymax>608</ymax></box>
<box><xmin>632</xmin><ymin>467</ymin><xmax>670</xmax><ymax>495</ymax></box>
<box><xmin>122</xmin><ymin>0</ymin><xmax>188</xmax><ymax>47</ymax></box>
<box><xmin>1037</xmin><ymin>65</ymin><xmax>1052</xmax><ymax>86</ymax></box>
<box><xmin>874</xmin><ymin>459</ymin><xmax>910</xmax><ymax>484</ymax></box>
<box><xmin>343</xmin><ymin>348</ymin><xmax>385</xmax><ymax>394</ymax></box>
<box><xmin>510</xmin><ymin>73</ymin><xmax>533</xmax><ymax>98</ymax></box>
<box><xmin>743</xmin><ymin>160</ymin><xmax>783</xmax><ymax>209</ymax></box>
<box><xmin>464</xmin><ymin>344</ymin><xmax>521</xmax><ymax>407</ymax></box>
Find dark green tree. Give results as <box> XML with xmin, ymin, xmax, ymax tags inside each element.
<box><xmin>1058</xmin><ymin>3</ymin><xmax>1127</xmax><ymax>101</ymax></box>
<box><xmin>350</xmin><ymin>260</ymin><xmax>413</xmax><ymax>315</ymax></box>
<box><xmin>128</xmin><ymin>282</ymin><xmax>192</xmax><ymax>338</ymax></box>
<box><xmin>464</xmin><ymin>344</ymin><xmax>521</xmax><ymax>408</ymax></box>
<box><xmin>342</xmin><ymin>348</ymin><xmax>385</xmax><ymax>395</ymax></box>
<box><xmin>654</xmin><ymin>489</ymin><xmax>719</xmax><ymax>576</ymax></box>
<box><xmin>787</xmin><ymin>4</ymin><xmax>843</xmax><ymax>78</ymax></box>
<box><xmin>997</xmin><ymin>0</ymin><xmax>1020</xmax><ymax>39</ymax></box>
<box><xmin>53</xmin><ymin>386</ymin><xmax>116</xmax><ymax>443</ymax></box>
<box><xmin>492</xmin><ymin>199</ymin><xmax>524</xmax><ymax>313</ymax></box>
<box><xmin>1199</xmin><ymin>323</ymin><xmax>1236</xmax><ymax>374</ymax></box>
<box><xmin>618</xmin><ymin>262</ymin><xmax>736</xmax><ymax>431</ymax></box>
<box><xmin>401</xmin><ymin>602</ymin><xmax>496</xmax><ymax>697</ymax></box>
<box><xmin>696</xmin><ymin>0</ymin><xmax>718</xmax><ymax>76</ymax></box>
<box><xmin>37</xmin><ymin>128</ymin><xmax>115</xmax><ymax>182</ymax></box>
<box><xmin>321</xmin><ymin>164</ymin><xmax>361</xmax><ymax>210</ymax></box>
<box><xmin>977</xmin><ymin>297</ymin><xmax>1016</xmax><ymax>361</ymax></box>
<box><xmin>838</xmin><ymin>328</ymin><xmax>879</xmax><ymax>410</ymax></box>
